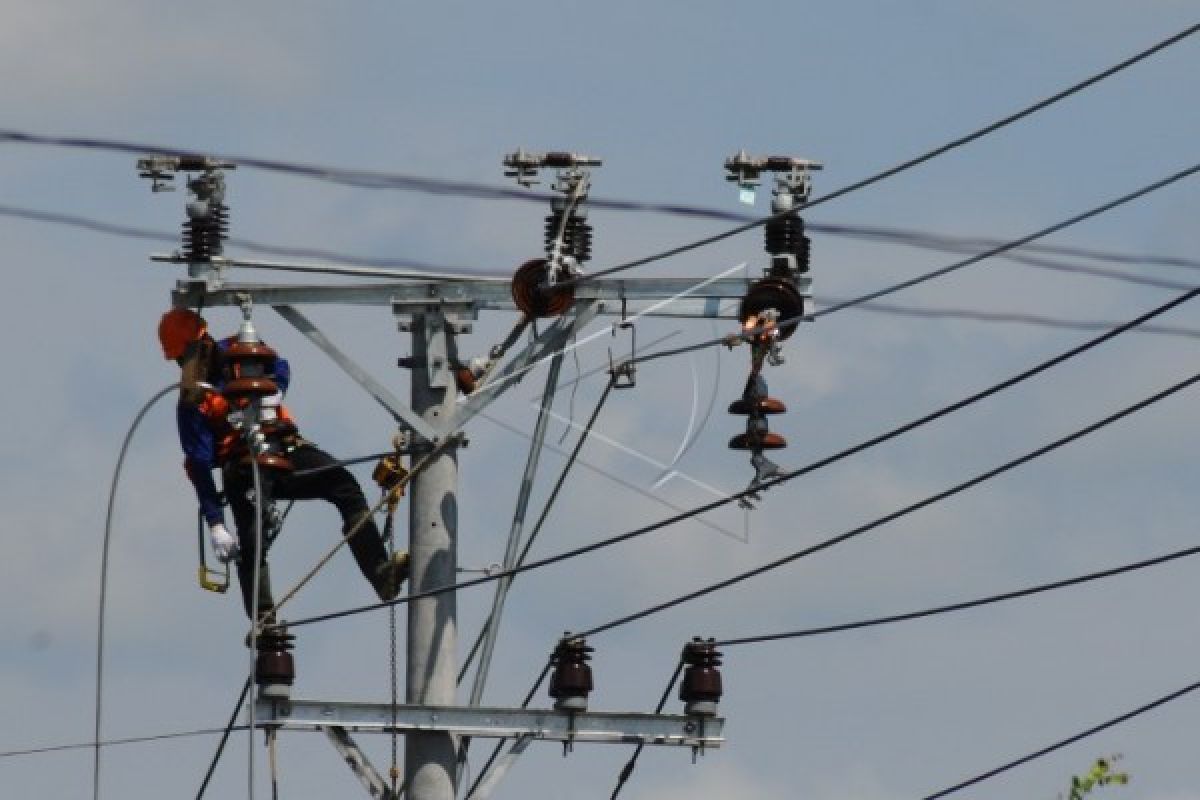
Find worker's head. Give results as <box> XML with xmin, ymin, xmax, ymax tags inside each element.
<box><xmin>157</xmin><ymin>308</ymin><xmax>208</xmax><ymax>363</ymax></box>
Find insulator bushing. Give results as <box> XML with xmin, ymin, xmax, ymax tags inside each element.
<box><xmin>511</xmin><ymin>258</ymin><xmax>575</xmax><ymax>318</ymax></box>
<box><xmin>679</xmin><ymin>638</ymin><xmax>723</xmax><ymax>716</ymax></box>
<box><xmin>739</xmin><ymin>278</ymin><xmax>805</xmax><ymax>341</ymax></box>
<box><xmin>549</xmin><ymin>636</ymin><xmax>594</xmax><ymax>712</ymax></box>
<box><xmin>255</xmin><ymin>625</ymin><xmax>296</xmax><ymax>701</ymax></box>
<box><xmin>565</xmin><ymin>216</ymin><xmax>592</xmax><ymax>264</ymax></box>
<box><xmin>182</xmin><ymin>202</ymin><xmax>229</xmax><ymax>261</ymax></box>
<box><xmin>544</xmin><ymin>211</ymin><xmax>593</xmax><ymax>265</ymax></box>
<box><xmin>764</xmin><ymin>214</ymin><xmax>810</xmax><ymax>272</ymax></box>
<box><xmin>729</xmin><ymin>430</ymin><xmax>788</xmax><ymax>451</ymax></box>
<box><xmin>728</xmin><ymin>396</ymin><xmax>787</xmax><ymax>415</ymax></box>
<box><xmin>221</xmin><ymin>341</ymin><xmax>280</xmax><ymax>401</ymax></box>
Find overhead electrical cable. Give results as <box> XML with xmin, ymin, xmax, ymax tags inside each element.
<box><xmin>282</xmin><ymin>289</ymin><xmax>1200</xmax><ymax>629</ymax></box>
<box><xmin>608</xmin><ymin>661</ymin><xmax>685</xmax><ymax>800</ymax></box>
<box><xmin>5</xmin><ymin>203</ymin><xmax>1199</xmax><ymax>280</ymax></box>
<box><xmin>575</xmin><ymin>370</ymin><xmax>1200</xmax><ymax>638</ymax></box>
<box><xmin>920</xmin><ymin>677</ymin><xmax>1200</xmax><ymax>799</ymax></box>
<box><xmin>195</xmin><ymin>677</ymin><xmax>253</xmax><ymax>800</ymax></box>
<box><xmin>0</xmin><ymin>724</ymin><xmax>249</xmax><ymax>760</ymax></box>
<box><xmin>716</xmin><ymin>541</ymin><xmax>1200</xmax><ymax>647</ymax></box>
<box><xmin>814</xmin><ymin>163</ymin><xmax>1200</xmax><ymax>318</ymax></box>
<box><xmin>2</xmin><ymin>22</ymin><xmax>1193</xmax><ymax>241</ymax></box>
<box><xmin>563</xmin><ymin>23</ymin><xmax>1200</xmax><ymax>284</ymax></box>
<box><xmin>95</xmin><ymin>383</ymin><xmax>177</xmax><ymax>800</ymax></box>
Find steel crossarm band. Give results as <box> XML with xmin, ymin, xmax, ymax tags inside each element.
<box><xmin>171</xmin><ymin>277</ymin><xmax>753</xmax><ymax>318</ymax></box>
<box><xmin>256</xmin><ymin>700</ymin><xmax>725</xmax><ymax>747</ymax></box>
<box><xmin>455</xmin><ymin>302</ymin><xmax>600</xmax><ymax>429</ymax></box>
<box><xmin>271</xmin><ymin>304</ymin><xmax>440</xmax><ymax>442</ymax></box>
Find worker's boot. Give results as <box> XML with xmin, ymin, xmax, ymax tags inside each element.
<box><xmin>342</xmin><ymin>511</ymin><xmax>408</xmax><ymax>602</ymax></box>
<box><xmin>373</xmin><ymin>550</ymin><xmax>410</xmax><ymax>603</ymax></box>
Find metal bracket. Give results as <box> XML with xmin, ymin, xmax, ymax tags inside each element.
<box><xmin>257</xmin><ymin>699</ymin><xmax>725</xmax><ymax>747</ymax></box>
<box><xmin>324</xmin><ymin>725</ymin><xmax>396</xmax><ymax>800</ymax></box>
<box><xmin>271</xmin><ymin>304</ymin><xmax>439</xmax><ymax>443</ymax></box>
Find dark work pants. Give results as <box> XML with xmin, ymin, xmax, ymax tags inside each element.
<box><xmin>224</xmin><ymin>444</ymin><xmax>389</xmax><ymax>618</ymax></box>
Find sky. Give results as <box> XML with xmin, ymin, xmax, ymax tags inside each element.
<box><xmin>2</xmin><ymin>2</ymin><xmax>1199</xmax><ymax>799</ymax></box>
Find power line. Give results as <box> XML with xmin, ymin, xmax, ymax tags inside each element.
<box><xmin>0</xmin><ymin>14</ymin><xmax>1190</xmax><ymax>212</ymax></box>
<box><xmin>283</xmin><ymin>290</ymin><xmax>1200</xmax><ymax>629</ymax></box>
<box><xmin>921</xmin><ymin>677</ymin><xmax>1200</xmax><ymax>799</ymax></box>
<box><xmin>715</xmin><ymin>541</ymin><xmax>1200</xmax><ymax>647</ymax></box>
<box><xmin>814</xmin><ymin>163</ymin><xmax>1200</xmax><ymax>318</ymax></box>
<box><xmin>565</xmin><ymin>23</ymin><xmax>1200</xmax><ymax>284</ymax></box>
<box><xmin>0</xmin><ymin>724</ymin><xmax>249</xmax><ymax>760</ymax></box>
<box><xmin>6</xmin><ymin>202</ymin><xmax>1199</xmax><ymax>280</ymax></box>
<box><xmin>609</xmin><ymin>661</ymin><xmax>684</xmax><ymax>800</ymax></box>
<box><xmin>575</xmin><ymin>371</ymin><xmax>1200</xmax><ymax>638</ymax></box>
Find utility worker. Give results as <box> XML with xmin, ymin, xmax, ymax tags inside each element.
<box><xmin>157</xmin><ymin>307</ymin><xmax>407</xmax><ymax>621</ymax></box>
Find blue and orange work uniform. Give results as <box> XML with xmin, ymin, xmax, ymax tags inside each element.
<box><xmin>178</xmin><ymin>337</ymin><xmax>394</xmax><ymax>617</ymax></box>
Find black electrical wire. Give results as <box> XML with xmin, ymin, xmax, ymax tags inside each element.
<box><xmin>4</xmin><ymin>17</ymin><xmax>1193</xmax><ymax>208</ymax></box>
<box><xmin>562</xmin><ymin>23</ymin><xmax>1200</xmax><ymax>285</ymax></box>
<box><xmin>609</xmin><ymin>660</ymin><xmax>685</xmax><ymax>800</ymax></box>
<box><xmin>920</xmin><ymin>677</ymin><xmax>1200</xmax><ymax>800</ymax></box>
<box><xmin>716</xmin><ymin>541</ymin><xmax>1200</xmax><ymax>647</ymax></box>
<box><xmin>576</xmin><ymin>371</ymin><xmax>1200</xmax><ymax>639</ymax></box>
<box><xmin>196</xmin><ymin>676</ymin><xmax>253</xmax><ymax>800</ymax></box>
<box><xmin>633</xmin><ymin>298</ymin><xmax>1200</xmax><ymax>368</ymax></box>
<box><xmin>95</xmin><ymin>383</ymin><xmax>177</xmax><ymax>800</ymax></box>
<box><xmin>0</xmin><ymin>724</ymin><xmax>250</xmax><ymax>760</ymax></box>
<box><xmin>814</xmin><ymin>163</ymin><xmax>1200</xmax><ymax>318</ymax></box>
<box><xmin>282</xmin><ymin>288</ymin><xmax>1200</xmax><ymax>630</ymax></box>
<box><xmin>6</xmin><ymin>202</ymin><xmax>1200</xmax><ymax>283</ymax></box>
<box><xmin>458</xmin><ymin>375</ymin><xmax>617</xmax><ymax>683</ymax></box>
<box><xmin>462</xmin><ymin>659</ymin><xmax>553</xmax><ymax>800</ymax></box>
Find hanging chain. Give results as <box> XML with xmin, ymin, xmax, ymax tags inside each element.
<box><xmin>382</xmin><ymin>489</ymin><xmax>401</xmax><ymax>795</ymax></box>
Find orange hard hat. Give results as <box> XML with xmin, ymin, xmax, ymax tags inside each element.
<box><xmin>157</xmin><ymin>308</ymin><xmax>208</xmax><ymax>360</ymax></box>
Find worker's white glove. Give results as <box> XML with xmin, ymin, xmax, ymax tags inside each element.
<box><xmin>208</xmin><ymin>522</ymin><xmax>240</xmax><ymax>563</ymax></box>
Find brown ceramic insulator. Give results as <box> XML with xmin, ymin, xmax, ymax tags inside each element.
<box><xmin>679</xmin><ymin>638</ymin><xmax>724</xmax><ymax>707</ymax></box>
<box><xmin>727</xmin><ymin>396</ymin><xmax>787</xmax><ymax>415</ymax></box>
<box><xmin>222</xmin><ymin>376</ymin><xmax>280</xmax><ymax>399</ymax></box>
<box><xmin>728</xmin><ymin>431</ymin><xmax>788</xmax><ymax>450</ymax></box>
<box><xmin>548</xmin><ymin>637</ymin><xmax>594</xmax><ymax>704</ymax></box>
<box><xmin>511</xmin><ymin>258</ymin><xmax>575</xmax><ymax>318</ymax></box>
<box><xmin>254</xmin><ymin>628</ymin><xmax>296</xmax><ymax>688</ymax></box>
<box><xmin>738</xmin><ymin>278</ymin><xmax>805</xmax><ymax>341</ymax></box>
<box><xmin>245</xmin><ymin>452</ymin><xmax>294</xmax><ymax>472</ymax></box>
<box><xmin>454</xmin><ymin>366</ymin><xmax>477</xmax><ymax>395</ymax></box>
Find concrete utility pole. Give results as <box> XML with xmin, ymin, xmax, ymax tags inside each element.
<box><xmin>407</xmin><ymin>310</ymin><xmax>460</xmax><ymax>800</ymax></box>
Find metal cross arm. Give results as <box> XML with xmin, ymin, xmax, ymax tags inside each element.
<box><xmin>171</xmin><ymin>276</ymin><xmax>754</xmax><ymax>319</ymax></box>
<box><xmin>255</xmin><ymin>699</ymin><xmax>725</xmax><ymax>748</ymax></box>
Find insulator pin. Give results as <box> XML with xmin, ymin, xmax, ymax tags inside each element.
<box><xmin>549</xmin><ymin>636</ymin><xmax>594</xmax><ymax>712</ymax></box>
<box><xmin>679</xmin><ymin>638</ymin><xmax>723</xmax><ymax>716</ymax></box>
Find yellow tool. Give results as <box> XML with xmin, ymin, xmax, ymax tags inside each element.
<box><xmin>196</xmin><ymin>509</ymin><xmax>230</xmax><ymax>593</ymax></box>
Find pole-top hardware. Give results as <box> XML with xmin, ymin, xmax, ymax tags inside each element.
<box><xmin>724</xmin><ymin>150</ymin><xmax>822</xmax><ymax>194</ymax></box>
<box><xmin>679</xmin><ymin>637</ymin><xmax>723</xmax><ymax>717</ymax></box>
<box><xmin>136</xmin><ymin>154</ymin><xmax>237</xmax><ymax>192</ymax></box>
<box><xmin>549</xmin><ymin>635</ymin><xmax>595</xmax><ymax>713</ymax></box>
<box><xmin>255</xmin><ymin>624</ymin><xmax>297</xmax><ymax>702</ymax></box>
